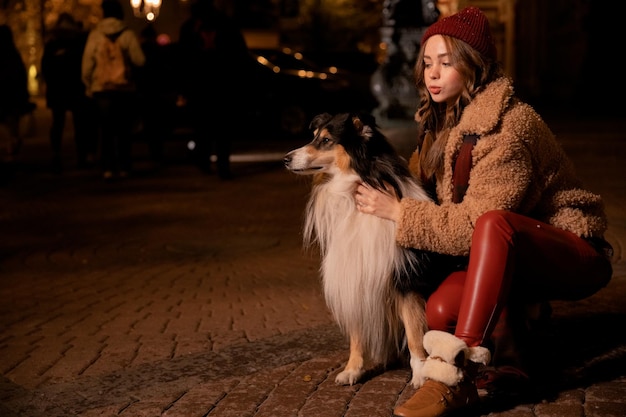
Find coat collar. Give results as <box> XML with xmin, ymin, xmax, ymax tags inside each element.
<box><xmin>456</xmin><ymin>77</ymin><xmax>514</xmax><ymax>136</ymax></box>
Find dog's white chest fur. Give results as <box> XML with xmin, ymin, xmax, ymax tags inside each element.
<box><xmin>306</xmin><ymin>173</ymin><xmax>406</xmax><ymax>360</ymax></box>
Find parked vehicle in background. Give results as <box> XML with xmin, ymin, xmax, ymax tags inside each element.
<box><xmin>133</xmin><ymin>44</ymin><xmax>380</xmax><ymax>156</ymax></box>
<box><xmin>247</xmin><ymin>47</ymin><xmax>378</xmax><ymax>138</ymax></box>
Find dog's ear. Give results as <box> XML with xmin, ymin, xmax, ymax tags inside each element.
<box><xmin>354</xmin><ymin>112</ymin><xmax>377</xmax><ymax>128</ymax></box>
<box><xmin>351</xmin><ymin>113</ymin><xmax>375</xmax><ymax>140</ymax></box>
<box><xmin>310</xmin><ymin>113</ymin><xmax>333</xmax><ymax>130</ymax></box>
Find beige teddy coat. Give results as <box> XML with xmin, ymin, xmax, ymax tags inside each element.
<box><xmin>398</xmin><ymin>77</ymin><xmax>607</xmax><ymax>256</ymax></box>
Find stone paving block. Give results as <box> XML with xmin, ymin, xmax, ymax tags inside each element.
<box><xmin>345</xmin><ymin>370</ymin><xmax>410</xmax><ymax>417</ymax></box>
<box><xmin>208</xmin><ymin>364</ymin><xmax>295</xmax><ymax>417</ymax></box>
<box><xmin>172</xmin><ymin>336</ymin><xmax>214</xmax><ymax>358</ymax></box>
<box><xmin>79</xmin><ymin>405</ymin><xmax>120</xmax><ymax>417</ymax></box>
<box><xmin>162</xmin><ymin>379</ymin><xmax>239</xmax><ymax>417</ymax></box>
<box><xmin>0</xmin><ymin>337</ymin><xmax>40</xmax><ymax>375</ymax></box>
<box><xmin>119</xmin><ymin>401</ymin><xmax>164</xmax><ymax>417</ymax></box>
<box><xmin>40</xmin><ymin>338</ymin><xmax>106</xmax><ymax>382</ymax></box>
<box><xmin>585</xmin><ymin>380</ymin><xmax>626</xmax><ymax>403</ymax></box>
<box><xmin>487</xmin><ymin>405</ymin><xmax>535</xmax><ymax>417</ymax></box>
<box><xmin>5</xmin><ymin>348</ymin><xmax>67</xmax><ymax>389</ymax></box>
<box><xmin>583</xmin><ymin>401</ymin><xmax>626</xmax><ymax>417</ymax></box>
<box><xmin>300</xmin><ymin>384</ymin><xmax>356</xmax><ymax>417</ymax></box>
<box><xmin>130</xmin><ymin>313</ymin><xmax>175</xmax><ymax>336</ymax></box>
<box><xmin>131</xmin><ymin>336</ymin><xmax>177</xmax><ymax>365</ymax></box>
<box><xmin>256</xmin><ymin>356</ymin><xmax>343</xmax><ymax>417</ymax></box>
<box><xmin>534</xmin><ymin>402</ymin><xmax>584</xmax><ymax>417</ymax></box>
<box><xmin>295</xmin><ymin>357</ymin><xmax>365</xmax><ymax>417</ymax></box>
<box><xmin>164</xmin><ymin>316</ymin><xmax>204</xmax><ymax>336</ymax></box>
<box><xmin>80</xmin><ymin>338</ymin><xmax>140</xmax><ymax>377</ymax></box>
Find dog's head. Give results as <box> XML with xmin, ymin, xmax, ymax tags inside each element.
<box><xmin>283</xmin><ymin>113</ymin><xmax>409</xmax><ymax>192</ymax></box>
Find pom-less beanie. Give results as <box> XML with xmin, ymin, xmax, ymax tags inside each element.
<box><xmin>421</xmin><ymin>6</ymin><xmax>497</xmax><ymax>60</ymax></box>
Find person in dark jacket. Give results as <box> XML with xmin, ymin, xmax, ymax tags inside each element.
<box><xmin>178</xmin><ymin>0</ymin><xmax>253</xmax><ymax>179</ymax></box>
<box><xmin>42</xmin><ymin>13</ymin><xmax>97</xmax><ymax>172</ymax></box>
<box><xmin>0</xmin><ymin>24</ymin><xmax>30</xmax><ymax>161</ymax></box>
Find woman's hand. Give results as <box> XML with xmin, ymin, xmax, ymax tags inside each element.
<box><xmin>354</xmin><ymin>182</ymin><xmax>402</xmax><ymax>222</ymax></box>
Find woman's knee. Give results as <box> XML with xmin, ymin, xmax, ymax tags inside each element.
<box><xmin>426</xmin><ymin>271</ymin><xmax>465</xmax><ymax>332</ymax></box>
<box><xmin>475</xmin><ymin>210</ymin><xmax>514</xmax><ymax>232</ymax></box>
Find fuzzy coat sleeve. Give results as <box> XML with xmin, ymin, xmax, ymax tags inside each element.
<box><xmin>397</xmin><ymin>78</ymin><xmax>607</xmax><ymax>256</ymax></box>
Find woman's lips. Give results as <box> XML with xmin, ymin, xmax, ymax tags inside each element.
<box><xmin>429</xmin><ymin>86</ymin><xmax>441</xmax><ymax>94</ymax></box>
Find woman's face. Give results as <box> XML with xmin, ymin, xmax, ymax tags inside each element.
<box><xmin>422</xmin><ymin>35</ymin><xmax>464</xmax><ymax>105</ymax></box>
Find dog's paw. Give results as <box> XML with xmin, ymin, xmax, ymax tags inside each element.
<box><xmin>410</xmin><ymin>373</ymin><xmax>423</xmax><ymax>388</ymax></box>
<box><xmin>335</xmin><ymin>368</ymin><xmax>364</xmax><ymax>386</ymax></box>
<box><xmin>410</xmin><ymin>356</ymin><xmax>426</xmax><ymax>388</ymax></box>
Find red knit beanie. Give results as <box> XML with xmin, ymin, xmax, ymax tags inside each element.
<box><xmin>421</xmin><ymin>6</ymin><xmax>497</xmax><ymax>60</ymax></box>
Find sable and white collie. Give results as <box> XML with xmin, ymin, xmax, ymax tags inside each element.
<box><xmin>284</xmin><ymin>113</ymin><xmax>456</xmax><ymax>387</ymax></box>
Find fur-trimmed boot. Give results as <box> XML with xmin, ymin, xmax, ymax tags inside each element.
<box><xmin>393</xmin><ymin>330</ymin><xmax>491</xmax><ymax>417</ymax></box>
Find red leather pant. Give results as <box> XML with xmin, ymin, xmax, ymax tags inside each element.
<box><xmin>426</xmin><ymin>210</ymin><xmax>613</xmax><ymax>348</ymax></box>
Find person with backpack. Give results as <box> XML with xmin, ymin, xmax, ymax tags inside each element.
<box><xmin>82</xmin><ymin>0</ymin><xmax>145</xmax><ymax>181</ymax></box>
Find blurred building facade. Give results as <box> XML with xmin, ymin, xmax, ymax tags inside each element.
<box><xmin>1</xmin><ymin>0</ymin><xmax>621</xmax><ymax>112</ymax></box>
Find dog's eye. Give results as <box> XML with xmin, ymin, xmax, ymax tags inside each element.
<box><xmin>322</xmin><ymin>136</ymin><xmax>332</xmax><ymax>145</ymax></box>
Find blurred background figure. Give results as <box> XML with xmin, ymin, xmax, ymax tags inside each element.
<box><xmin>0</xmin><ymin>24</ymin><xmax>31</xmax><ymax>163</ymax></box>
<box><xmin>82</xmin><ymin>0</ymin><xmax>145</xmax><ymax>181</ymax></box>
<box><xmin>178</xmin><ymin>0</ymin><xmax>253</xmax><ymax>180</ymax></box>
<box><xmin>137</xmin><ymin>23</ymin><xmax>176</xmax><ymax>170</ymax></box>
<box><xmin>42</xmin><ymin>13</ymin><xmax>97</xmax><ymax>173</ymax></box>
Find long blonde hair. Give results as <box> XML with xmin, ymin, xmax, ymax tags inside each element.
<box><xmin>413</xmin><ymin>35</ymin><xmax>503</xmax><ymax>189</ymax></box>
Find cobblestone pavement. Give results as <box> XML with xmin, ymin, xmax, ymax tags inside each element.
<box><xmin>1</xmin><ymin>102</ymin><xmax>625</xmax><ymax>417</ymax></box>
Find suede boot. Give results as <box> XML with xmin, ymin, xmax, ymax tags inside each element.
<box><xmin>393</xmin><ymin>330</ymin><xmax>491</xmax><ymax>417</ymax></box>
<box><xmin>394</xmin><ymin>378</ymin><xmax>480</xmax><ymax>417</ymax></box>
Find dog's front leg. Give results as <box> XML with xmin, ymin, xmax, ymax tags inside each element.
<box><xmin>335</xmin><ymin>332</ymin><xmax>365</xmax><ymax>385</ymax></box>
<box><xmin>399</xmin><ymin>292</ymin><xmax>428</xmax><ymax>387</ymax></box>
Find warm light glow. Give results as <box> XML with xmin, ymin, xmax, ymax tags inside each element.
<box><xmin>28</xmin><ymin>64</ymin><xmax>39</xmax><ymax>95</ymax></box>
<box><xmin>156</xmin><ymin>34</ymin><xmax>171</xmax><ymax>45</ymax></box>
<box><xmin>130</xmin><ymin>0</ymin><xmax>161</xmax><ymax>21</ymax></box>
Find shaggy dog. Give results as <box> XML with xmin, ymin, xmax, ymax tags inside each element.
<box><xmin>284</xmin><ymin>113</ymin><xmax>457</xmax><ymax>386</ymax></box>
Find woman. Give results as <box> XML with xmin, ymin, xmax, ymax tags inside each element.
<box><xmin>354</xmin><ymin>7</ymin><xmax>613</xmax><ymax>417</ymax></box>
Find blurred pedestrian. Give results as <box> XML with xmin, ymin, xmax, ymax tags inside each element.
<box><xmin>137</xmin><ymin>24</ymin><xmax>175</xmax><ymax>169</ymax></box>
<box><xmin>178</xmin><ymin>0</ymin><xmax>253</xmax><ymax>180</ymax></box>
<box><xmin>82</xmin><ymin>0</ymin><xmax>145</xmax><ymax>181</ymax></box>
<box><xmin>42</xmin><ymin>13</ymin><xmax>97</xmax><ymax>173</ymax></box>
<box><xmin>0</xmin><ymin>24</ymin><xmax>31</xmax><ymax>162</ymax></box>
